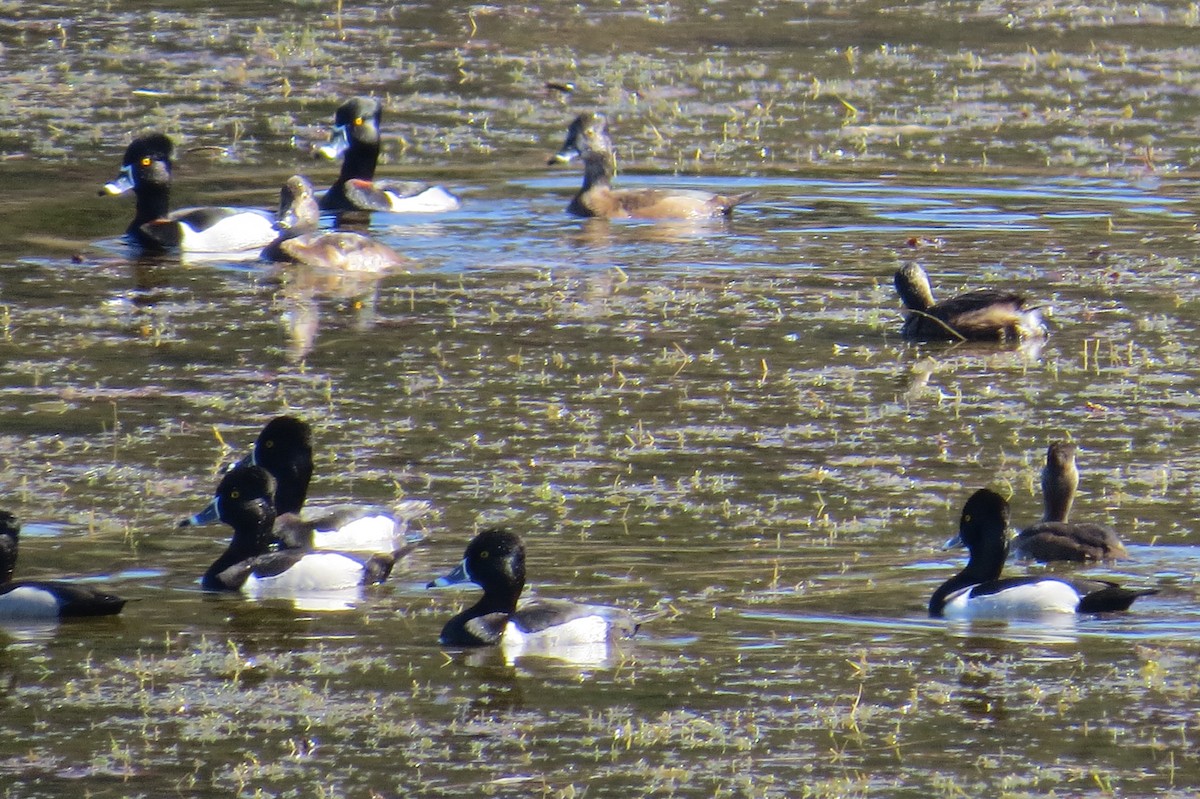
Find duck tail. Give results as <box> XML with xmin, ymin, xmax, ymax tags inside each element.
<box><xmin>1077</xmin><ymin>585</ymin><xmax>1157</xmax><ymax>613</ymax></box>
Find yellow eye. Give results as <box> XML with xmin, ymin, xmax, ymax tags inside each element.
<box><xmin>479</xmin><ymin>551</ymin><xmax>489</xmax><ymax>559</ymax></box>
<box><xmin>230</xmin><ymin>490</ymin><xmax>240</xmax><ymax>499</ymax></box>
<box><xmin>354</xmin><ymin>116</ymin><xmax>363</xmax><ymax>126</ymax></box>
<box><xmin>963</xmin><ymin>514</ymin><xmax>972</xmax><ymax>523</ymax></box>
<box><xmin>265</xmin><ymin>440</ymin><xmax>274</xmax><ymax>449</ymax></box>
<box><xmin>140</xmin><ymin>157</ymin><xmax>152</xmax><ymax>166</ymax></box>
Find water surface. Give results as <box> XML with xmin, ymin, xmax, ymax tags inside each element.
<box><xmin>2</xmin><ymin>1</ymin><xmax>1200</xmax><ymax>797</ymax></box>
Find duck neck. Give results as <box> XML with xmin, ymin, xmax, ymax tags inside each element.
<box><xmin>272</xmin><ymin>461</ymin><xmax>312</xmax><ymax>517</ymax></box>
<box><xmin>339</xmin><ymin>139</ymin><xmax>379</xmax><ymax>183</ymax></box>
<box><xmin>929</xmin><ymin>536</ymin><xmax>1008</xmax><ymax>616</ymax></box>
<box><xmin>1041</xmin><ymin>462</ymin><xmax>1078</xmax><ymax>523</ymax></box>
<box><xmin>0</xmin><ymin>533</ymin><xmax>15</xmax><ymax>584</ymax></box>
<box><xmin>131</xmin><ymin>182</ymin><xmax>171</xmax><ymax>232</ymax></box>
<box><xmin>202</xmin><ymin>505</ymin><xmax>277</xmax><ymax>589</ymax></box>
<box><xmin>895</xmin><ymin>268</ymin><xmax>936</xmax><ymax>312</ymax></box>
<box><xmin>580</xmin><ymin>151</ymin><xmax>615</xmax><ymax>192</ymax></box>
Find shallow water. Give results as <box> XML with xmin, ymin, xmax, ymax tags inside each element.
<box><xmin>2</xmin><ymin>1</ymin><xmax>1200</xmax><ymax>797</ymax></box>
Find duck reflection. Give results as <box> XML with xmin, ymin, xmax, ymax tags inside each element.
<box><xmin>273</xmin><ymin>265</ymin><xmax>384</xmax><ymax>362</ymax></box>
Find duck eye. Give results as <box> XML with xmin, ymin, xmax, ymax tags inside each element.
<box><xmin>265</xmin><ymin>440</ymin><xmax>274</xmax><ymax>448</ymax></box>
<box><xmin>479</xmin><ymin>551</ymin><xmax>489</xmax><ymax>559</ymax></box>
<box><xmin>230</xmin><ymin>490</ymin><xmax>240</xmax><ymax>499</ymax></box>
<box><xmin>963</xmin><ymin>514</ymin><xmax>972</xmax><ymax>523</ymax></box>
<box><xmin>354</xmin><ymin>116</ymin><xmax>363</xmax><ymax>126</ymax></box>
<box><xmin>140</xmin><ymin>157</ymin><xmax>152</xmax><ymax>166</ymax></box>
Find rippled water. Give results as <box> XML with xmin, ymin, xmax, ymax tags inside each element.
<box><xmin>2</xmin><ymin>1</ymin><xmax>1200</xmax><ymax>797</ymax></box>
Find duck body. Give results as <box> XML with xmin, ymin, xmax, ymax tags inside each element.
<box><xmin>551</xmin><ymin>112</ymin><xmax>753</xmax><ymax>220</ymax></box>
<box><xmin>317</xmin><ymin>97</ymin><xmax>460</xmax><ymax>213</ymax></box>
<box><xmin>0</xmin><ymin>511</ymin><xmax>126</xmax><ymax>620</ymax></box>
<box><xmin>929</xmin><ymin>489</ymin><xmax>1153</xmax><ymax>619</ymax></box>
<box><xmin>267</xmin><ymin>175</ymin><xmax>411</xmax><ymax>272</ymax></box>
<box><xmin>104</xmin><ymin>133</ymin><xmax>276</xmax><ymax>254</ymax></box>
<box><xmin>200</xmin><ymin>464</ymin><xmax>405</xmax><ymax>594</ymax></box>
<box><xmin>1014</xmin><ymin>442</ymin><xmax>1128</xmax><ymax>562</ymax></box>
<box><xmin>180</xmin><ymin>416</ymin><xmax>427</xmax><ymax>554</ymax></box>
<box><xmin>894</xmin><ymin>264</ymin><xmax>1046</xmax><ymax>341</ymax></box>
<box><xmin>429</xmin><ymin>527</ymin><xmax>639</xmax><ymax>649</ymax></box>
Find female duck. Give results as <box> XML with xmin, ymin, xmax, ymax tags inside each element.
<box><xmin>181</xmin><ymin>416</ymin><xmax>427</xmax><ymax>554</ymax></box>
<box><xmin>429</xmin><ymin>527</ymin><xmax>639</xmax><ymax>649</ymax></box>
<box><xmin>0</xmin><ymin>511</ymin><xmax>126</xmax><ymax>619</ymax></box>
<box><xmin>103</xmin><ymin>133</ymin><xmax>276</xmax><ymax>254</ymax></box>
<box><xmin>317</xmin><ymin>96</ymin><xmax>460</xmax><ymax>213</ymax></box>
<box><xmin>929</xmin><ymin>488</ymin><xmax>1153</xmax><ymax>619</ymax></box>
<box><xmin>266</xmin><ymin>175</ymin><xmax>411</xmax><ymax>272</ymax></box>
<box><xmin>199</xmin><ymin>464</ymin><xmax>410</xmax><ymax>595</ymax></box>
<box><xmin>1014</xmin><ymin>442</ymin><xmax>1128</xmax><ymax>562</ymax></box>
<box><xmin>550</xmin><ymin>112</ymin><xmax>753</xmax><ymax>220</ymax></box>
<box><xmin>894</xmin><ymin>263</ymin><xmax>1046</xmax><ymax>341</ymax></box>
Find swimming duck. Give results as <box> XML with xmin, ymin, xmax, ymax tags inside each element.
<box><xmin>317</xmin><ymin>97</ymin><xmax>461</xmax><ymax>213</ymax></box>
<box><xmin>929</xmin><ymin>488</ymin><xmax>1154</xmax><ymax>619</ymax></box>
<box><xmin>181</xmin><ymin>416</ymin><xmax>427</xmax><ymax>554</ymax></box>
<box><xmin>1014</xmin><ymin>442</ymin><xmax>1128</xmax><ymax>562</ymax></box>
<box><xmin>103</xmin><ymin>133</ymin><xmax>277</xmax><ymax>253</ymax></box>
<box><xmin>0</xmin><ymin>511</ymin><xmax>127</xmax><ymax>620</ymax></box>
<box><xmin>894</xmin><ymin>264</ymin><xmax>1047</xmax><ymax>341</ymax></box>
<box><xmin>200</xmin><ymin>464</ymin><xmax>410</xmax><ymax>594</ymax></box>
<box><xmin>549</xmin><ymin>112</ymin><xmax>753</xmax><ymax>220</ymax></box>
<box><xmin>266</xmin><ymin>175</ymin><xmax>411</xmax><ymax>272</ymax></box>
<box><xmin>428</xmin><ymin>527</ymin><xmax>639</xmax><ymax>648</ymax></box>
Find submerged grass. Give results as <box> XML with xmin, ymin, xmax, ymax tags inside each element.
<box><xmin>2</xmin><ymin>1</ymin><xmax>1200</xmax><ymax>797</ymax></box>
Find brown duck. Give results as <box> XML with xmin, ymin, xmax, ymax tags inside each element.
<box><xmin>549</xmin><ymin>112</ymin><xmax>753</xmax><ymax>220</ymax></box>
<box><xmin>894</xmin><ymin>263</ymin><xmax>1046</xmax><ymax>341</ymax></box>
<box><xmin>266</xmin><ymin>175</ymin><xmax>411</xmax><ymax>273</ymax></box>
<box><xmin>1014</xmin><ymin>442</ymin><xmax>1128</xmax><ymax>562</ymax></box>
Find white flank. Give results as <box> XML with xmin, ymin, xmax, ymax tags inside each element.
<box><xmin>386</xmin><ymin>186</ymin><xmax>461</xmax><ymax>213</ymax></box>
<box><xmin>312</xmin><ymin>514</ymin><xmax>397</xmax><ymax>552</ymax></box>
<box><xmin>177</xmin><ymin>210</ymin><xmax>277</xmax><ymax>253</ymax></box>
<box><xmin>943</xmin><ymin>580</ymin><xmax>1080</xmax><ymax>620</ymax></box>
<box><xmin>502</xmin><ymin>616</ymin><xmax>613</xmax><ymax>666</ymax></box>
<box><xmin>244</xmin><ymin>552</ymin><xmax>365</xmax><ymax>595</ymax></box>
<box><xmin>0</xmin><ymin>586</ymin><xmax>62</xmax><ymax>620</ymax></box>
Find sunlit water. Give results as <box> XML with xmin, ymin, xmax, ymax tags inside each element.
<box><xmin>2</xmin><ymin>1</ymin><xmax>1200</xmax><ymax>797</ymax></box>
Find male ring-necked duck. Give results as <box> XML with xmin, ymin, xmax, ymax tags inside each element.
<box><xmin>549</xmin><ymin>112</ymin><xmax>753</xmax><ymax>220</ymax></box>
<box><xmin>428</xmin><ymin>527</ymin><xmax>640</xmax><ymax>649</ymax></box>
<box><xmin>266</xmin><ymin>175</ymin><xmax>411</xmax><ymax>272</ymax></box>
<box><xmin>929</xmin><ymin>488</ymin><xmax>1154</xmax><ymax>619</ymax></box>
<box><xmin>1014</xmin><ymin>442</ymin><xmax>1128</xmax><ymax>562</ymax></box>
<box><xmin>200</xmin><ymin>464</ymin><xmax>413</xmax><ymax>595</ymax></box>
<box><xmin>181</xmin><ymin>416</ymin><xmax>427</xmax><ymax>553</ymax></box>
<box><xmin>103</xmin><ymin>133</ymin><xmax>277</xmax><ymax>254</ymax></box>
<box><xmin>894</xmin><ymin>264</ymin><xmax>1047</xmax><ymax>341</ymax></box>
<box><xmin>0</xmin><ymin>511</ymin><xmax>126</xmax><ymax>620</ymax></box>
<box><xmin>317</xmin><ymin>96</ymin><xmax>461</xmax><ymax>213</ymax></box>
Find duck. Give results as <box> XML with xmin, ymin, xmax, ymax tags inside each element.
<box><xmin>929</xmin><ymin>488</ymin><xmax>1154</xmax><ymax>619</ymax></box>
<box><xmin>549</xmin><ymin>112</ymin><xmax>753</xmax><ymax>220</ymax></box>
<box><xmin>0</xmin><ymin>511</ymin><xmax>127</xmax><ymax>620</ymax></box>
<box><xmin>180</xmin><ymin>416</ymin><xmax>427</xmax><ymax>554</ymax></box>
<box><xmin>102</xmin><ymin>133</ymin><xmax>277</xmax><ymax>253</ymax></box>
<box><xmin>894</xmin><ymin>263</ymin><xmax>1047</xmax><ymax>341</ymax></box>
<box><xmin>1013</xmin><ymin>442</ymin><xmax>1128</xmax><ymax>562</ymax></box>
<box><xmin>266</xmin><ymin>175</ymin><xmax>411</xmax><ymax>272</ymax></box>
<box><xmin>316</xmin><ymin>96</ymin><xmax>461</xmax><ymax>213</ymax></box>
<box><xmin>428</xmin><ymin>527</ymin><xmax>639</xmax><ymax>649</ymax></box>
<box><xmin>200</xmin><ymin>464</ymin><xmax>413</xmax><ymax>595</ymax></box>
